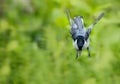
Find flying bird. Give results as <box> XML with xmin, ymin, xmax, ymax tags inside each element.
<box><xmin>66</xmin><ymin>9</ymin><xmax>104</xmax><ymax>59</ymax></box>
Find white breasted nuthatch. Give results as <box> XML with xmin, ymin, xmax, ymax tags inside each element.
<box><xmin>66</xmin><ymin>9</ymin><xmax>104</xmax><ymax>59</ymax></box>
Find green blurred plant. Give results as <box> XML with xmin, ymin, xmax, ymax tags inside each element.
<box><xmin>0</xmin><ymin>0</ymin><xmax>120</xmax><ymax>84</ymax></box>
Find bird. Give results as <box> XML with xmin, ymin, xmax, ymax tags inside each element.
<box><xmin>65</xmin><ymin>9</ymin><xmax>105</xmax><ymax>59</ymax></box>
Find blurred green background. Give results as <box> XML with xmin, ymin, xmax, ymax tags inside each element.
<box><xmin>0</xmin><ymin>0</ymin><xmax>120</xmax><ymax>84</ymax></box>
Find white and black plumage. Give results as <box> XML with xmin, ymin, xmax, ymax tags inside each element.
<box><xmin>66</xmin><ymin>9</ymin><xmax>104</xmax><ymax>59</ymax></box>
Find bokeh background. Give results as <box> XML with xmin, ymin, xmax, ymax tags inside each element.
<box><xmin>0</xmin><ymin>0</ymin><xmax>120</xmax><ymax>84</ymax></box>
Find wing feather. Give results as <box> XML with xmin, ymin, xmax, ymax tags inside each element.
<box><xmin>85</xmin><ymin>12</ymin><xmax>105</xmax><ymax>40</ymax></box>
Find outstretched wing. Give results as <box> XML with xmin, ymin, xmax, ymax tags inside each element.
<box><xmin>65</xmin><ymin>9</ymin><xmax>78</xmax><ymax>40</ymax></box>
<box><xmin>65</xmin><ymin>9</ymin><xmax>77</xmax><ymax>29</ymax></box>
<box><xmin>85</xmin><ymin>12</ymin><xmax>105</xmax><ymax>40</ymax></box>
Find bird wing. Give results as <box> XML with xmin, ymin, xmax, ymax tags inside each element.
<box><xmin>85</xmin><ymin>12</ymin><xmax>105</xmax><ymax>40</ymax></box>
<box><xmin>65</xmin><ymin>9</ymin><xmax>79</xmax><ymax>40</ymax></box>
<box><xmin>65</xmin><ymin>9</ymin><xmax>76</xmax><ymax>29</ymax></box>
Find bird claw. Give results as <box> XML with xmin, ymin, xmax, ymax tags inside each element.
<box><xmin>76</xmin><ymin>51</ymin><xmax>79</xmax><ymax>59</ymax></box>
<box><xmin>76</xmin><ymin>51</ymin><xmax>81</xmax><ymax>59</ymax></box>
<box><xmin>87</xmin><ymin>47</ymin><xmax>91</xmax><ymax>57</ymax></box>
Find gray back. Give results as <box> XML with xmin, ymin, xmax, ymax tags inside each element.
<box><xmin>70</xmin><ymin>16</ymin><xmax>86</xmax><ymax>40</ymax></box>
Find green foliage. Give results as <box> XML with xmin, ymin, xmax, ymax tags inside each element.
<box><xmin>0</xmin><ymin>0</ymin><xmax>120</xmax><ymax>84</ymax></box>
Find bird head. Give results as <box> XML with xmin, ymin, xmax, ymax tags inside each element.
<box><xmin>76</xmin><ymin>36</ymin><xmax>85</xmax><ymax>50</ymax></box>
